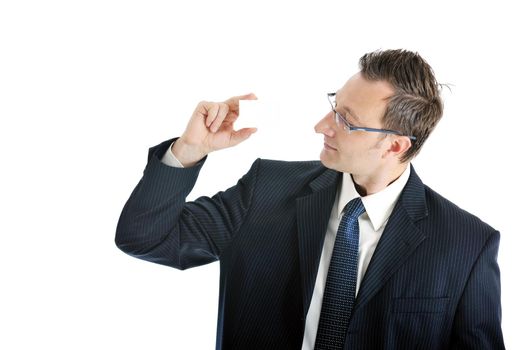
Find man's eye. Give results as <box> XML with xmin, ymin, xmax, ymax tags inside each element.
<box><xmin>347</xmin><ymin>115</ymin><xmax>361</xmax><ymax>127</ymax></box>
<box><xmin>343</xmin><ymin>114</ymin><xmax>355</xmax><ymax>126</ymax></box>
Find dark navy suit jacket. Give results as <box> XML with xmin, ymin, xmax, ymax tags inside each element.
<box><xmin>116</xmin><ymin>138</ymin><xmax>504</xmax><ymax>349</ymax></box>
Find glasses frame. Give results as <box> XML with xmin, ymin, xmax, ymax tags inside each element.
<box><xmin>327</xmin><ymin>93</ymin><xmax>416</xmax><ymax>141</ymax></box>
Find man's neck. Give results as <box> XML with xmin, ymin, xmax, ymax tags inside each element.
<box><xmin>351</xmin><ymin>163</ymin><xmax>409</xmax><ymax>196</ymax></box>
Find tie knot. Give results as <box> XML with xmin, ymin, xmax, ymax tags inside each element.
<box><xmin>343</xmin><ymin>197</ymin><xmax>365</xmax><ymax>219</ymax></box>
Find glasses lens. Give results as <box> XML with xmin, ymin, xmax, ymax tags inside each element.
<box><xmin>336</xmin><ymin>113</ymin><xmax>348</xmax><ymax>131</ymax></box>
<box><xmin>334</xmin><ymin>112</ymin><xmax>341</xmax><ymax>127</ymax></box>
<box><xmin>329</xmin><ymin>93</ymin><xmax>348</xmax><ymax>131</ymax></box>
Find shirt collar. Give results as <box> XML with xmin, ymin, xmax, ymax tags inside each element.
<box><xmin>337</xmin><ymin>164</ymin><xmax>411</xmax><ymax>231</ymax></box>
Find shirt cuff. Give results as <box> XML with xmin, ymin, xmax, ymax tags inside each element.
<box><xmin>160</xmin><ymin>141</ymin><xmax>184</xmax><ymax>168</ymax></box>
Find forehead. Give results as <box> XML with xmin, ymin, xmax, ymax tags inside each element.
<box><xmin>336</xmin><ymin>72</ymin><xmax>394</xmax><ymax>124</ymax></box>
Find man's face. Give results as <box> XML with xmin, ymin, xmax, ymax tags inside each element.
<box><xmin>314</xmin><ymin>72</ymin><xmax>395</xmax><ymax>175</ymax></box>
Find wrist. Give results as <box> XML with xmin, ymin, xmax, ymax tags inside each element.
<box><xmin>171</xmin><ymin>138</ymin><xmax>207</xmax><ymax>167</ymax></box>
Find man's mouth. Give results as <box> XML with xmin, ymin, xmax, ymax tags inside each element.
<box><xmin>324</xmin><ymin>142</ymin><xmax>337</xmax><ymax>151</ymax></box>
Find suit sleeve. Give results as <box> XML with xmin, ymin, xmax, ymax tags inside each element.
<box><xmin>450</xmin><ymin>230</ymin><xmax>505</xmax><ymax>349</ymax></box>
<box><xmin>115</xmin><ymin>138</ymin><xmax>260</xmax><ymax>270</ymax></box>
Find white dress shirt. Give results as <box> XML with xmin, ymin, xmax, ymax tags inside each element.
<box><xmin>161</xmin><ymin>142</ymin><xmax>185</xmax><ymax>168</ymax></box>
<box><xmin>160</xmin><ymin>142</ymin><xmax>410</xmax><ymax>350</ymax></box>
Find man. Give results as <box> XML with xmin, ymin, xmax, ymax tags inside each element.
<box><xmin>116</xmin><ymin>49</ymin><xmax>504</xmax><ymax>349</ymax></box>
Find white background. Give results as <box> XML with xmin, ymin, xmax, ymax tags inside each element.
<box><xmin>1</xmin><ymin>0</ymin><xmax>517</xmax><ymax>348</ymax></box>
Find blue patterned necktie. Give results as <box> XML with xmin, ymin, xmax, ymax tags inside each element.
<box><xmin>314</xmin><ymin>197</ymin><xmax>365</xmax><ymax>350</ymax></box>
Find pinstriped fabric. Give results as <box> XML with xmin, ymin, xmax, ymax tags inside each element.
<box><xmin>296</xmin><ymin>174</ymin><xmax>338</xmax><ymax>318</ymax></box>
<box><xmin>115</xmin><ymin>138</ymin><xmax>261</xmax><ymax>269</ymax></box>
<box><xmin>221</xmin><ymin>159</ymin><xmax>334</xmax><ymax>349</ymax></box>
<box><xmin>314</xmin><ymin>198</ymin><xmax>365</xmax><ymax>349</ymax></box>
<box><xmin>116</xmin><ymin>138</ymin><xmax>504</xmax><ymax>349</ymax></box>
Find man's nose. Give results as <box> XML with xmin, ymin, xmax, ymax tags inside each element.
<box><xmin>314</xmin><ymin>111</ymin><xmax>336</xmax><ymax>137</ymax></box>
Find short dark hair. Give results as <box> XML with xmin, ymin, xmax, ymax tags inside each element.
<box><xmin>359</xmin><ymin>49</ymin><xmax>443</xmax><ymax>162</ymax></box>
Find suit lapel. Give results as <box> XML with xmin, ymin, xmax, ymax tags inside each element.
<box><xmin>296</xmin><ymin>167</ymin><xmax>340</xmax><ymax>317</ymax></box>
<box><xmin>353</xmin><ymin>165</ymin><xmax>429</xmax><ymax>312</ymax></box>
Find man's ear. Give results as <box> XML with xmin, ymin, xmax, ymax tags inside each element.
<box><xmin>388</xmin><ymin>136</ymin><xmax>412</xmax><ymax>158</ymax></box>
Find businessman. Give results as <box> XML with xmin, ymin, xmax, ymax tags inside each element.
<box><xmin>116</xmin><ymin>49</ymin><xmax>505</xmax><ymax>349</ymax></box>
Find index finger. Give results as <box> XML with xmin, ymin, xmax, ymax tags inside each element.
<box><xmin>225</xmin><ymin>93</ymin><xmax>258</xmax><ymax>112</ymax></box>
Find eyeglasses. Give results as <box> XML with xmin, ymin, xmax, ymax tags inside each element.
<box><xmin>327</xmin><ymin>92</ymin><xmax>416</xmax><ymax>141</ymax></box>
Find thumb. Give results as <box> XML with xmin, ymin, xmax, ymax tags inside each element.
<box><xmin>229</xmin><ymin>127</ymin><xmax>258</xmax><ymax>146</ymax></box>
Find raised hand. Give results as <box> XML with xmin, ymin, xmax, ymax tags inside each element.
<box><xmin>172</xmin><ymin>93</ymin><xmax>258</xmax><ymax>167</ymax></box>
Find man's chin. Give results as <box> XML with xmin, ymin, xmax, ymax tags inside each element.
<box><xmin>319</xmin><ymin>153</ymin><xmax>337</xmax><ymax>170</ymax></box>
<box><xmin>319</xmin><ymin>153</ymin><xmax>351</xmax><ymax>173</ymax></box>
